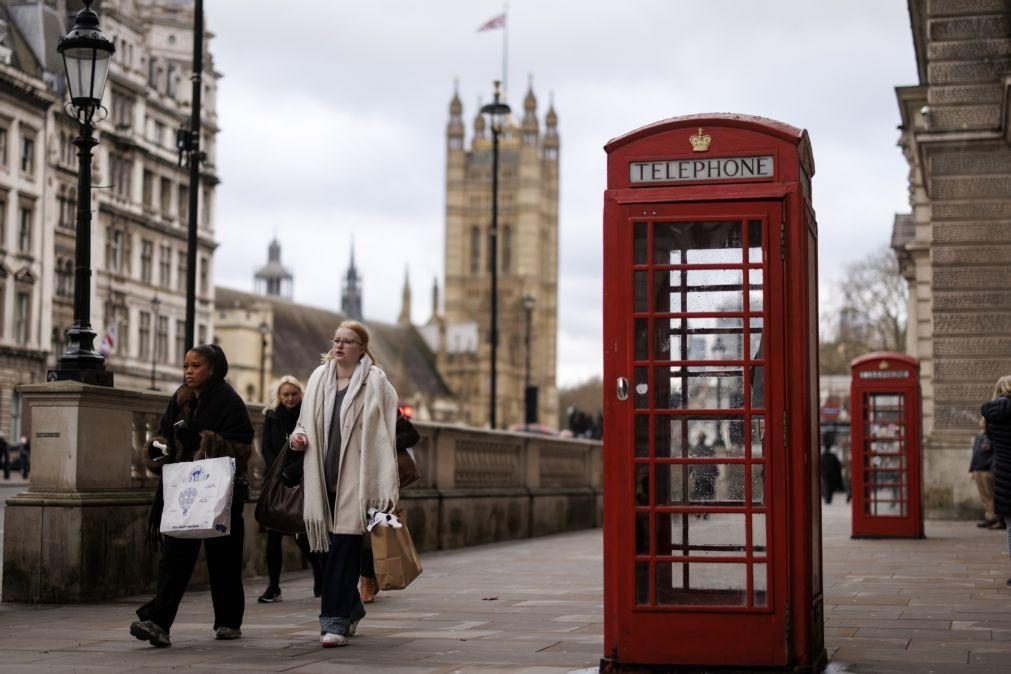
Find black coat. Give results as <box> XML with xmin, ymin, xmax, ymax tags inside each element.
<box><xmin>262</xmin><ymin>403</ymin><xmax>301</xmax><ymax>470</ymax></box>
<box><xmin>981</xmin><ymin>396</ymin><xmax>1011</xmax><ymax>515</ymax></box>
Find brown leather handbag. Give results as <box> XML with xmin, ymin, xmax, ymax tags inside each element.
<box><xmin>254</xmin><ymin>440</ymin><xmax>305</xmax><ymax>535</ymax></box>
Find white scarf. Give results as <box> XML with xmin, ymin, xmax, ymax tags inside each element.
<box><xmin>298</xmin><ymin>355</ymin><xmax>399</xmax><ymax>552</ymax></box>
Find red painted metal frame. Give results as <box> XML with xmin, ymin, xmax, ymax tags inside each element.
<box><xmin>849</xmin><ymin>353</ymin><xmax>924</xmax><ymax>539</ymax></box>
<box><xmin>603</xmin><ymin>114</ymin><xmax>825</xmax><ymax>672</ymax></box>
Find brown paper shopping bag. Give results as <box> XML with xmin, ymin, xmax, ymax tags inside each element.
<box><xmin>371</xmin><ymin>510</ymin><xmax>422</xmax><ymax>590</ymax></box>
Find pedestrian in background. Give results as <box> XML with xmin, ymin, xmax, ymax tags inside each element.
<box><xmin>17</xmin><ymin>435</ymin><xmax>29</xmax><ymax>479</ymax></box>
<box><xmin>0</xmin><ymin>432</ymin><xmax>8</xmax><ymax>480</ymax></box>
<box><xmin>258</xmin><ymin>375</ymin><xmax>324</xmax><ymax>603</ymax></box>
<box><xmin>821</xmin><ymin>447</ymin><xmax>845</xmax><ymax>505</ymax></box>
<box><xmin>980</xmin><ymin>375</ymin><xmax>1011</xmax><ymax>584</ymax></box>
<box><xmin>290</xmin><ymin>321</ymin><xmax>400</xmax><ymax>648</ymax></box>
<box><xmin>130</xmin><ymin>345</ymin><xmax>254</xmax><ymax>648</ymax></box>
<box><xmin>969</xmin><ymin>416</ymin><xmax>1001</xmax><ymax>529</ymax></box>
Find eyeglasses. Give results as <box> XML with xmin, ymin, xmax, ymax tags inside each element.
<box><xmin>331</xmin><ymin>338</ymin><xmax>362</xmax><ymax>347</ymax></box>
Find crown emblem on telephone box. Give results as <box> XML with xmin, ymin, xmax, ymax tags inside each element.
<box><xmin>689</xmin><ymin>127</ymin><xmax>712</xmax><ymax>152</ymax></box>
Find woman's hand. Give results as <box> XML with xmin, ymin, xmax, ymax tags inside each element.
<box><xmin>290</xmin><ymin>433</ymin><xmax>308</xmax><ymax>451</ymax></box>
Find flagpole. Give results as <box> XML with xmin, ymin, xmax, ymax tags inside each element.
<box><xmin>502</xmin><ymin>2</ymin><xmax>509</xmax><ymax>102</ymax></box>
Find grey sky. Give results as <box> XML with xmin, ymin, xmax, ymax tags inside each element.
<box><xmin>207</xmin><ymin>1</ymin><xmax>917</xmax><ymax>387</ymax></box>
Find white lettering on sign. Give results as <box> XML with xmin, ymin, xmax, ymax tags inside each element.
<box><xmin>629</xmin><ymin>155</ymin><xmax>775</xmax><ymax>184</ymax></box>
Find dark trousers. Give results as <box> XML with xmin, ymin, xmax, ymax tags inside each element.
<box><xmin>137</xmin><ymin>507</ymin><xmax>245</xmax><ymax>632</ymax></box>
<box><xmin>319</xmin><ymin>533</ymin><xmax>365</xmax><ymax>635</ymax></box>
<box><xmin>266</xmin><ymin>530</ymin><xmax>324</xmax><ymax>589</ymax></box>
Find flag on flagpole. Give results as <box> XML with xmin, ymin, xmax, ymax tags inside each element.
<box><xmin>477</xmin><ymin>13</ymin><xmax>506</xmax><ymax>32</ymax></box>
<box><xmin>99</xmin><ymin>324</ymin><xmax>117</xmax><ymax>357</ymax></box>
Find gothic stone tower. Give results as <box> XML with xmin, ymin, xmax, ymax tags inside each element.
<box><xmin>442</xmin><ymin>81</ymin><xmax>559</xmax><ymax>428</ymax></box>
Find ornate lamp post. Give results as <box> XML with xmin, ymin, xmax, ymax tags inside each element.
<box><xmin>49</xmin><ymin>0</ymin><xmax>115</xmax><ymax>386</ymax></box>
<box><xmin>259</xmin><ymin>321</ymin><xmax>270</xmax><ymax>402</ymax></box>
<box><xmin>149</xmin><ymin>296</ymin><xmax>161</xmax><ymax>390</ymax></box>
<box><xmin>481</xmin><ymin>81</ymin><xmax>510</xmax><ymax>429</ymax></box>
<box><xmin>522</xmin><ymin>292</ymin><xmax>536</xmax><ymax>426</ymax></box>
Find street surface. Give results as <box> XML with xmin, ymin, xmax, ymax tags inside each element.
<box><xmin>0</xmin><ymin>496</ymin><xmax>1009</xmax><ymax>672</ymax></box>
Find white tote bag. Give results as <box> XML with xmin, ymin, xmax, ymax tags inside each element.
<box><xmin>160</xmin><ymin>457</ymin><xmax>236</xmax><ymax>539</ymax></box>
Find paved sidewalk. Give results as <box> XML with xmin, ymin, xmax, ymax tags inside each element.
<box><xmin>0</xmin><ymin>500</ymin><xmax>1009</xmax><ymax>672</ymax></box>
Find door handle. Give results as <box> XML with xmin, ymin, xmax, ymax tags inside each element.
<box><xmin>616</xmin><ymin>376</ymin><xmax>629</xmax><ymax>401</ymax></box>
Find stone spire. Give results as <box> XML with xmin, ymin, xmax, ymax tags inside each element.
<box><xmin>431</xmin><ymin>275</ymin><xmax>439</xmax><ymax>321</ymax></box>
<box><xmin>398</xmin><ymin>266</ymin><xmax>412</xmax><ymax>325</ymax></box>
<box><xmin>254</xmin><ymin>237</ymin><xmax>293</xmax><ymax>298</ymax></box>
<box><xmin>522</xmin><ymin>76</ymin><xmax>539</xmax><ymax>146</ymax></box>
<box><xmin>341</xmin><ymin>244</ymin><xmax>363</xmax><ymax>321</ymax></box>
<box><xmin>447</xmin><ymin>79</ymin><xmax>464</xmax><ymax>150</ymax></box>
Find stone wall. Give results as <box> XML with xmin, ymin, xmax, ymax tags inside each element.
<box><xmin>1</xmin><ymin>382</ymin><xmax>601</xmax><ymax>603</ymax></box>
<box><xmin>895</xmin><ymin>0</ymin><xmax>1011</xmax><ymax>517</ymax></box>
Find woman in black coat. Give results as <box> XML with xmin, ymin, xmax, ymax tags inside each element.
<box><xmin>130</xmin><ymin>345</ymin><xmax>253</xmax><ymax>647</ymax></box>
<box><xmin>980</xmin><ymin>375</ymin><xmax>1011</xmax><ymax>583</ymax></box>
<box><xmin>258</xmin><ymin>375</ymin><xmax>324</xmax><ymax>603</ymax></box>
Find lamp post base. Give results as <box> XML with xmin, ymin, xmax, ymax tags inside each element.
<box><xmin>47</xmin><ymin>365</ymin><xmax>114</xmax><ymax>386</ymax></box>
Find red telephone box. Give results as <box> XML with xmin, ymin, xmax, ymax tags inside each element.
<box><xmin>602</xmin><ymin>115</ymin><xmax>825</xmax><ymax>672</ymax></box>
<box><xmin>849</xmin><ymin>353</ymin><xmax>924</xmax><ymax>539</ymax></box>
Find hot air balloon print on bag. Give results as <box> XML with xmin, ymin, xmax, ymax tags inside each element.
<box><xmin>159</xmin><ymin>457</ymin><xmax>236</xmax><ymax>539</ymax></box>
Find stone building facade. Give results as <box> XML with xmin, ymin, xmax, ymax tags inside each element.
<box><xmin>435</xmin><ymin>82</ymin><xmax>559</xmax><ymax>429</ymax></box>
<box><xmin>0</xmin><ymin>3</ymin><xmax>56</xmax><ymax>440</ymax></box>
<box><xmin>894</xmin><ymin>0</ymin><xmax>1011</xmax><ymax>516</ymax></box>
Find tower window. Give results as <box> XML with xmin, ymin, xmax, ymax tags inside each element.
<box><xmin>470</xmin><ymin>226</ymin><xmax>480</xmax><ymax>274</ymax></box>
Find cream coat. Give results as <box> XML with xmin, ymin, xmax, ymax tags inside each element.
<box><xmin>295</xmin><ymin>356</ymin><xmax>399</xmax><ymax>551</ymax></box>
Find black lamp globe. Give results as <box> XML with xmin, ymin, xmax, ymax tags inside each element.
<box><xmin>58</xmin><ymin>0</ymin><xmax>115</xmax><ymax>122</ymax></box>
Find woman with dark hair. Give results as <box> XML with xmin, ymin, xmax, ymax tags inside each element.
<box><xmin>290</xmin><ymin>320</ymin><xmax>400</xmax><ymax>648</ymax></box>
<box><xmin>130</xmin><ymin>345</ymin><xmax>254</xmax><ymax>648</ymax></box>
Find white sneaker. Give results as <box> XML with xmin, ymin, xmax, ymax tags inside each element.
<box><xmin>320</xmin><ymin>632</ymin><xmax>348</xmax><ymax>648</ymax></box>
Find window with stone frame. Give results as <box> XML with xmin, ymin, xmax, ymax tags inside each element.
<box><xmin>58</xmin><ymin>187</ymin><xmax>77</xmax><ymax>230</ymax></box>
<box><xmin>0</xmin><ymin>270</ymin><xmax>6</xmax><ymax>337</ymax></box>
<box><xmin>14</xmin><ymin>289</ymin><xmax>30</xmax><ymax>344</ymax></box>
<box><xmin>140</xmin><ymin>239</ymin><xmax>153</xmax><ymax>283</ymax></box>
<box><xmin>17</xmin><ymin>201</ymin><xmax>32</xmax><ymax>253</ymax></box>
<box><xmin>0</xmin><ymin>123</ymin><xmax>7</xmax><ymax>166</ymax></box>
<box><xmin>107</xmin><ymin>226</ymin><xmax>127</xmax><ymax>273</ymax></box>
<box><xmin>138</xmin><ymin>310</ymin><xmax>151</xmax><ymax>360</ymax></box>
<box><xmin>198</xmin><ymin>324</ymin><xmax>207</xmax><ymax>346</ymax></box>
<box><xmin>19</xmin><ymin>129</ymin><xmax>34</xmax><ymax>174</ymax></box>
<box><xmin>55</xmin><ymin>256</ymin><xmax>70</xmax><ymax>297</ymax></box>
<box><xmin>199</xmin><ymin>256</ymin><xmax>209</xmax><ymax>297</ymax></box>
<box><xmin>142</xmin><ymin>169</ymin><xmax>154</xmax><ymax>207</ymax></box>
<box><xmin>156</xmin><ymin>315</ymin><xmax>169</xmax><ymax>361</ymax></box>
<box><xmin>160</xmin><ymin>177</ymin><xmax>171</xmax><ymax>216</ymax></box>
<box><xmin>159</xmin><ymin>244</ymin><xmax>172</xmax><ymax>286</ymax></box>
<box><xmin>109</xmin><ymin>151</ymin><xmax>132</xmax><ymax>199</ymax></box>
<box><xmin>177</xmin><ymin>250</ymin><xmax>187</xmax><ymax>292</ymax></box>
<box><xmin>175</xmin><ymin>319</ymin><xmax>186</xmax><ymax>364</ymax></box>
<box><xmin>178</xmin><ymin>184</ymin><xmax>189</xmax><ymax>223</ymax></box>
<box><xmin>0</xmin><ymin>189</ymin><xmax>6</xmax><ymax>248</ymax></box>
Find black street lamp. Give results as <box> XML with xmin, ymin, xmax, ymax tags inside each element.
<box><xmin>522</xmin><ymin>292</ymin><xmax>536</xmax><ymax>426</ymax></box>
<box><xmin>178</xmin><ymin>0</ymin><xmax>206</xmax><ymax>351</ymax></box>
<box><xmin>149</xmin><ymin>296</ymin><xmax>161</xmax><ymax>390</ymax></box>
<box><xmin>481</xmin><ymin>80</ymin><xmax>510</xmax><ymax>429</ymax></box>
<box><xmin>48</xmin><ymin>0</ymin><xmax>115</xmax><ymax>386</ymax></box>
<box><xmin>259</xmin><ymin>322</ymin><xmax>270</xmax><ymax>402</ymax></box>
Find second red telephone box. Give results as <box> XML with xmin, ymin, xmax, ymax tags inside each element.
<box><xmin>849</xmin><ymin>353</ymin><xmax>924</xmax><ymax>539</ymax></box>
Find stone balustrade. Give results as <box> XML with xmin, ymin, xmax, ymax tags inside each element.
<box><xmin>2</xmin><ymin>382</ymin><xmax>601</xmax><ymax>603</ymax></box>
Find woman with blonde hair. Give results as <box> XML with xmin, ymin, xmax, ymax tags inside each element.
<box><xmin>258</xmin><ymin>375</ymin><xmax>324</xmax><ymax>603</ymax></box>
<box><xmin>981</xmin><ymin>375</ymin><xmax>1011</xmax><ymax>582</ymax></box>
<box><xmin>290</xmin><ymin>321</ymin><xmax>399</xmax><ymax>647</ymax></box>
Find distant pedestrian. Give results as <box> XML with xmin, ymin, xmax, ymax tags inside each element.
<box><xmin>17</xmin><ymin>435</ymin><xmax>29</xmax><ymax>479</ymax></box>
<box><xmin>980</xmin><ymin>375</ymin><xmax>1011</xmax><ymax>585</ymax></box>
<box><xmin>258</xmin><ymin>375</ymin><xmax>324</xmax><ymax>604</ymax></box>
<box><xmin>130</xmin><ymin>345</ymin><xmax>253</xmax><ymax>648</ymax></box>
<box><xmin>821</xmin><ymin>448</ymin><xmax>844</xmax><ymax>505</ymax></box>
<box><xmin>969</xmin><ymin>416</ymin><xmax>1000</xmax><ymax>529</ymax></box>
<box><xmin>289</xmin><ymin>321</ymin><xmax>400</xmax><ymax>648</ymax></box>
<box><xmin>0</xmin><ymin>433</ymin><xmax>8</xmax><ymax>480</ymax></box>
